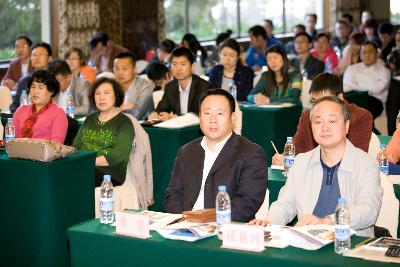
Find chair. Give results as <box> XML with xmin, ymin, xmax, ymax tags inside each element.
<box><xmin>136</xmin><ymin>60</ymin><xmax>149</xmax><ymax>74</ymax></box>
<box><xmin>152</xmin><ymin>90</ymin><xmax>164</xmax><ymax>108</ymax></box>
<box><xmin>0</xmin><ymin>86</ymin><xmax>12</xmax><ymax>110</ymax></box>
<box><xmin>368</xmin><ymin>132</ymin><xmax>381</xmax><ymax>158</ymax></box>
<box><xmin>95</xmin><ymin>114</ymin><xmax>153</xmax><ymax>217</ymax></box>
<box><xmin>300</xmin><ymin>79</ymin><xmax>312</xmax><ymax>109</ymax></box>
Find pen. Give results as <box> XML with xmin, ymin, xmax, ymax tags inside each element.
<box><xmin>270</xmin><ymin>141</ymin><xmax>279</xmax><ymax>155</ymax></box>
<box><xmin>355</xmin><ymin>237</ymin><xmax>374</xmax><ymax>248</ymax></box>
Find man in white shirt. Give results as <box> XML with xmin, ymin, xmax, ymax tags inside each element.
<box><xmin>165</xmin><ymin>89</ymin><xmax>268</xmax><ymax>222</ymax></box>
<box><xmin>114</xmin><ymin>52</ymin><xmax>154</xmax><ymax>120</ymax></box>
<box><xmin>48</xmin><ymin>59</ymin><xmax>90</xmax><ymax>116</ymax></box>
<box><xmin>343</xmin><ymin>41</ymin><xmax>391</xmax><ymax>134</ymax></box>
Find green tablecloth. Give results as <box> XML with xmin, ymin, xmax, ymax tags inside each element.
<box><xmin>68</xmin><ymin>219</ymin><xmax>396</xmax><ymax>267</ymax></box>
<box><xmin>240</xmin><ymin>104</ymin><xmax>302</xmax><ymax>166</ymax></box>
<box><xmin>379</xmin><ymin>135</ymin><xmax>392</xmax><ymax>145</ymax></box>
<box><xmin>145</xmin><ymin>125</ymin><xmax>203</xmax><ymax>211</ymax></box>
<box><xmin>344</xmin><ymin>90</ymin><xmax>368</xmax><ymax>109</ymax></box>
<box><xmin>0</xmin><ymin>150</ymin><xmax>96</xmax><ymax>267</ymax></box>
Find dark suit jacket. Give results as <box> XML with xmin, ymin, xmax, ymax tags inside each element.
<box><xmin>290</xmin><ymin>55</ymin><xmax>325</xmax><ymax>80</ymax></box>
<box><xmin>165</xmin><ymin>133</ymin><xmax>268</xmax><ymax>222</ymax></box>
<box><xmin>155</xmin><ymin>74</ymin><xmax>212</xmax><ymax>115</ymax></box>
<box><xmin>293</xmin><ymin>100</ymin><xmax>372</xmax><ymax>153</ymax></box>
<box><xmin>208</xmin><ymin>64</ymin><xmax>254</xmax><ymax>101</ymax></box>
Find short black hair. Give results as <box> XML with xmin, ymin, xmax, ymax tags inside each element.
<box><xmin>15</xmin><ymin>35</ymin><xmax>32</xmax><ymax>47</ymax></box>
<box><xmin>349</xmin><ymin>32</ymin><xmax>365</xmax><ymax>45</ymax></box>
<box><xmin>248</xmin><ymin>25</ymin><xmax>267</xmax><ymax>40</ymax></box>
<box><xmin>264</xmin><ymin>19</ymin><xmax>273</xmax><ymax>28</ymax></box>
<box><xmin>294</xmin><ymin>32</ymin><xmax>312</xmax><ymax>43</ymax></box>
<box><xmin>170</xmin><ymin>46</ymin><xmax>194</xmax><ymax>64</ymax></box>
<box><xmin>216</xmin><ymin>29</ymin><xmax>233</xmax><ymax>46</ymax></box>
<box><xmin>310</xmin><ymin>96</ymin><xmax>351</xmax><ymax>122</ymax></box>
<box><xmin>90</xmin><ymin>77</ymin><xmax>124</xmax><ymax>108</ymax></box>
<box><xmin>336</xmin><ymin>19</ymin><xmax>349</xmax><ymax>27</ymax></box>
<box><xmin>147</xmin><ymin>62</ymin><xmax>170</xmax><ymax>81</ymax></box>
<box><xmin>199</xmin><ymin>88</ymin><xmax>235</xmax><ymax>113</ymax></box>
<box><xmin>27</xmin><ymin>69</ymin><xmax>60</xmax><ymax>97</ymax></box>
<box><xmin>362</xmin><ymin>40</ymin><xmax>378</xmax><ymax>51</ymax></box>
<box><xmin>378</xmin><ymin>22</ymin><xmax>395</xmax><ymax>35</ymax></box>
<box><xmin>365</xmin><ymin>19</ymin><xmax>378</xmax><ymax>30</ymax></box>
<box><xmin>309</xmin><ymin>73</ymin><xmax>344</xmax><ymax>95</ymax></box>
<box><xmin>114</xmin><ymin>52</ymin><xmax>136</xmax><ymax>67</ymax></box>
<box><xmin>342</xmin><ymin>13</ymin><xmax>354</xmax><ymax>23</ymax></box>
<box><xmin>219</xmin><ymin>38</ymin><xmax>241</xmax><ymax>57</ymax></box>
<box><xmin>159</xmin><ymin>39</ymin><xmax>177</xmax><ymax>54</ymax></box>
<box><xmin>89</xmin><ymin>32</ymin><xmax>109</xmax><ymax>50</ymax></box>
<box><xmin>306</xmin><ymin>13</ymin><xmax>317</xmax><ymax>21</ymax></box>
<box><xmin>314</xmin><ymin>32</ymin><xmax>331</xmax><ymax>42</ymax></box>
<box><xmin>294</xmin><ymin>24</ymin><xmax>306</xmax><ymax>32</ymax></box>
<box><xmin>31</xmin><ymin>42</ymin><xmax>52</xmax><ymax>57</ymax></box>
<box><xmin>48</xmin><ymin>59</ymin><xmax>72</xmax><ymax>76</ymax></box>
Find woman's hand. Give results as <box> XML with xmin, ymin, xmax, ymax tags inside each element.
<box><xmin>272</xmin><ymin>153</ymin><xmax>284</xmax><ymax>166</ymax></box>
<box><xmin>249</xmin><ymin>219</ymin><xmax>270</xmax><ymax>226</ymax></box>
<box><xmin>254</xmin><ymin>93</ymin><xmax>270</xmax><ymax>105</ymax></box>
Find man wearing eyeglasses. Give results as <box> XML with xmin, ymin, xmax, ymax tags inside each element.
<box><xmin>9</xmin><ymin>42</ymin><xmax>52</xmax><ymax>113</ymax></box>
<box><xmin>272</xmin><ymin>73</ymin><xmax>372</xmax><ymax>165</ymax></box>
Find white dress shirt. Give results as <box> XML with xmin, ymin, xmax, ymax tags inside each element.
<box><xmin>343</xmin><ymin>60</ymin><xmax>391</xmax><ymax>103</ymax></box>
<box><xmin>55</xmin><ymin>85</ymin><xmax>72</xmax><ymax>112</ymax></box>
<box><xmin>179</xmin><ymin>78</ymin><xmax>192</xmax><ymax>114</ymax></box>
<box><xmin>192</xmin><ymin>133</ymin><xmax>232</xmax><ymax>210</ymax></box>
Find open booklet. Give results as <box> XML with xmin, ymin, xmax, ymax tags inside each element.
<box><xmin>157</xmin><ymin>221</ymin><xmax>218</xmax><ymax>242</ymax></box>
<box><xmin>344</xmin><ymin>237</ymin><xmax>400</xmax><ymax>263</ymax></box>
<box><xmin>153</xmin><ymin>113</ymin><xmax>199</xmax><ymax>128</ymax></box>
<box><xmin>138</xmin><ymin>210</ymin><xmax>183</xmax><ymax>230</ymax></box>
<box><xmin>265</xmin><ymin>224</ymin><xmax>355</xmax><ymax>250</ymax></box>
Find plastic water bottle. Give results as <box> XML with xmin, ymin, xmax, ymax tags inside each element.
<box><xmin>228</xmin><ymin>80</ymin><xmax>237</xmax><ymax>99</ymax></box>
<box><xmin>396</xmin><ymin>110</ymin><xmax>400</xmax><ymax>129</ymax></box>
<box><xmin>4</xmin><ymin>118</ymin><xmax>15</xmax><ymax>145</ymax></box>
<box><xmin>66</xmin><ymin>91</ymin><xmax>75</xmax><ymax>118</ymax></box>
<box><xmin>20</xmin><ymin>90</ymin><xmax>28</xmax><ymax>106</ymax></box>
<box><xmin>325</xmin><ymin>56</ymin><xmax>333</xmax><ymax>73</ymax></box>
<box><xmin>100</xmin><ymin>175</ymin><xmax>114</xmax><ymax>224</ymax></box>
<box><xmin>334</xmin><ymin>198</ymin><xmax>351</xmax><ymax>254</ymax></box>
<box><xmin>196</xmin><ymin>50</ymin><xmax>202</xmax><ymax>66</ymax></box>
<box><xmin>379</xmin><ymin>144</ymin><xmax>389</xmax><ymax>175</ymax></box>
<box><xmin>283</xmin><ymin>137</ymin><xmax>295</xmax><ymax>177</ymax></box>
<box><xmin>216</xmin><ymin>185</ymin><xmax>231</xmax><ymax>237</ymax></box>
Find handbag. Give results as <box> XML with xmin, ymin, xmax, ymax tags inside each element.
<box><xmin>182</xmin><ymin>208</ymin><xmax>216</xmax><ymax>223</ymax></box>
<box><xmin>7</xmin><ymin>138</ymin><xmax>77</xmax><ymax>162</ymax></box>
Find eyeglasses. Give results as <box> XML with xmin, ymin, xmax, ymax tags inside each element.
<box><xmin>31</xmin><ymin>53</ymin><xmax>48</xmax><ymax>58</ymax></box>
<box><xmin>15</xmin><ymin>44</ymin><xmax>29</xmax><ymax>49</ymax></box>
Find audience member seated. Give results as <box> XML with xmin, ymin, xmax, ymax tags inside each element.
<box><xmin>305</xmin><ymin>13</ymin><xmax>318</xmax><ymax>40</ymax></box>
<box><xmin>13</xmin><ymin>69</ymin><xmax>68</xmax><ymax>143</ymax></box>
<box><xmin>208</xmin><ymin>38</ymin><xmax>254</xmax><ymax>101</ymax></box>
<box><xmin>146</xmin><ymin>62</ymin><xmax>172</xmax><ymax>91</ymax></box>
<box><xmin>333</xmin><ymin>33</ymin><xmax>364</xmax><ymax>77</ymax></box>
<box><xmin>1</xmin><ymin>35</ymin><xmax>34</xmax><ymax>91</ymax></box>
<box><xmin>248</xmin><ymin>45</ymin><xmax>302</xmax><ymax>105</ymax></box>
<box><xmin>387</xmin><ymin>29</ymin><xmax>400</xmax><ymax>77</ymax></box>
<box><xmin>285</xmin><ymin>24</ymin><xmax>306</xmax><ymax>58</ymax></box>
<box><xmin>10</xmin><ymin>42</ymin><xmax>53</xmax><ymax>113</ymax></box>
<box><xmin>64</xmin><ymin>47</ymin><xmax>96</xmax><ymax>84</ymax></box>
<box><xmin>48</xmin><ymin>59</ymin><xmax>90</xmax><ymax>116</ymax></box>
<box><xmin>379</xmin><ymin>127</ymin><xmax>400</xmax><ymax>164</ymax></box>
<box><xmin>310</xmin><ymin>32</ymin><xmax>338</xmax><ymax>73</ymax></box>
<box><xmin>155</xmin><ymin>39</ymin><xmax>177</xmax><ymax>68</ymax></box>
<box><xmin>89</xmin><ymin>32</ymin><xmax>128</xmax><ymax>73</ymax></box>
<box><xmin>364</xmin><ymin>19</ymin><xmax>382</xmax><ymax>48</ymax></box>
<box><xmin>149</xmin><ymin>47</ymin><xmax>212</xmax><ymax>121</ymax></box>
<box><xmin>72</xmin><ymin>77</ymin><xmax>134</xmax><ymax>187</ymax></box>
<box><xmin>342</xmin><ymin>13</ymin><xmax>358</xmax><ymax>34</ymax></box>
<box><xmin>208</xmin><ymin>29</ymin><xmax>233</xmax><ymax>67</ymax></box>
<box><xmin>343</xmin><ymin>41</ymin><xmax>390</xmax><ymax>134</ymax></box>
<box><xmin>165</xmin><ymin>89</ymin><xmax>267</xmax><ymax>222</ymax></box>
<box><xmin>113</xmin><ymin>52</ymin><xmax>154</xmax><ymax>120</ymax></box>
<box><xmin>272</xmin><ymin>73</ymin><xmax>372</xmax><ymax>166</ymax></box>
<box><xmin>290</xmin><ymin>32</ymin><xmax>325</xmax><ymax>80</ymax></box>
<box><xmin>378</xmin><ymin>22</ymin><xmax>396</xmax><ymax>62</ymax></box>
<box><xmin>253</xmin><ymin>96</ymin><xmax>382</xmax><ymax>237</ymax></box>
<box><xmin>359</xmin><ymin>10</ymin><xmax>373</xmax><ymax>35</ymax></box>
<box><xmin>181</xmin><ymin>33</ymin><xmax>208</xmax><ymax>67</ymax></box>
<box><xmin>246</xmin><ymin>25</ymin><xmax>282</xmax><ymax>71</ymax></box>
<box><xmin>331</xmin><ymin>20</ymin><xmax>350</xmax><ymax>59</ymax></box>
<box><xmin>263</xmin><ymin>19</ymin><xmax>278</xmax><ymax>40</ymax></box>
<box><xmin>386</xmin><ymin>30</ymin><xmax>400</xmax><ymax>135</ymax></box>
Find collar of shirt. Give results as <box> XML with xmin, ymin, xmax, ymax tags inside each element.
<box><xmin>200</xmin><ymin>132</ymin><xmax>232</xmax><ymax>153</ymax></box>
<box><xmin>57</xmin><ymin>85</ymin><xmax>72</xmax><ymax>111</ymax></box>
<box><xmin>178</xmin><ymin>77</ymin><xmax>192</xmax><ymax>93</ymax></box>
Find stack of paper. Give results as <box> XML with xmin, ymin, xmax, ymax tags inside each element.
<box><xmin>154</xmin><ymin>113</ymin><xmax>199</xmax><ymax>128</ymax></box>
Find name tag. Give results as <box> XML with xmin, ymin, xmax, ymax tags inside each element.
<box><xmin>222</xmin><ymin>223</ymin><xmax>265</xmax><ymax>252</ymax></box>
<box><xmin>115</xmin><ymin>211</ymin><xmax>151</xmax><ymax>239</ymax></box>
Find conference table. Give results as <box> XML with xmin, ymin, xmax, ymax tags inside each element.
<box><xmin>144</xmin><ymin>125</ymin><xmax>203</xmax><ymax>211</ymax></box>
<box><xmin>0</xmin><ymin>149</ymin><xmax>96</xmax><ymax>267</ymax></box>
<box><xmin>240</xmin><ymin>104</ymin><xmax>302</xmax><ymax>166</ymax></box>
<box><xmin>68</xmin><ymin>218</ymin><xmax>396</xmax><ymax>267</ymax></box>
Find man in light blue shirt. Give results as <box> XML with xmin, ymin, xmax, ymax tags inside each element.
<box><xmin>246</xmin><ymin>25</ymin><xmax>282</xmax><ymax>72</ymax></box>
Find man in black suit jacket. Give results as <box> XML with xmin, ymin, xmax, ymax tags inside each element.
<box><xmin>165</xmin><ymin>89</ymin><xmax>268</xmax><ymax>222</ymax></box>
<box><xmin>290</xmin><ymin>32</ymin><xmax>325</xmax><ymax>80</ymax></box>
<box><xmin>149</xmin><ymin>46</ymin><xmax>212</xmax><ymax>121</ymax></box>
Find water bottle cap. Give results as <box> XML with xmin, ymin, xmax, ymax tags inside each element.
<box><xmin>218</xmin><ymin>185</ymin><xmax>226</xmax><ymax>192</ymax></box>
<box><xmin>103</xmin><ymin>175</ymin><xmax>111</xmax><ymax>180</ymax></box>
<box><xmin>7</xmin><ymin>118</ymin><xmax>12</xmax><ymax>122</ymax></box>
<box><xmin>380</xmin><ymin>144</ymin><xmax>386</xmax><ymax>150</ymax></box>
<box><xmin>338</xmin><ymin>198</ymin><xmax>347</xmax><ymax>205</ymax></box>
<box><xmin>287</xmin><ymin>137</ymin><xmax>293</xmax><ymax>141</ymax></box>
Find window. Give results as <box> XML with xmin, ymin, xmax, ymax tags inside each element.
<box><xmin>0</xmin><ymin>0</ymin><xmax>41</xmax><ymax>60</ymax></box>
<box><xmin>391</xmin><ymin>0</ymin><xmax>400</xmax><ymax>24</ymax></box>
<box><xmin>165</xmin><ymin>0</ymin><xmax>324</xmax><ymax>42</ymax></box>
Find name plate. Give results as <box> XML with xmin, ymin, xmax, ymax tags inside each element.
<box><xmin>115</xmin><ymin>211</ymin><xmax>151</xmax><ymax>239</ymax></box>
<box><xmin>222</xmin><ymin>223</ymin><xmax>265</xmax><ymax>252</ymax></box>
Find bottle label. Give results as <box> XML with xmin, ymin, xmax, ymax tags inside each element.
<box><xmin>216</xmin><ymin>209</ymin><xmax>231</xmax><ymax>225</ymax></box>
<box><xmin>335</xmin><ymin>224</ymin><xmax>350</xmax><ymax>241</ymax></box>
<box><xmin>284</xmin><ymin>155</ymin><xmax>295</xmax><ymax>168</ymax></box>
<box><xmin>100</xmin><ymin>198</ymin><xmax>114</xmax><ymax>212</ymax></box>
<box><xmin>380</xmin><ymin>164</ymin><xmax>389</xmax><ymax>175</ymax></box>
